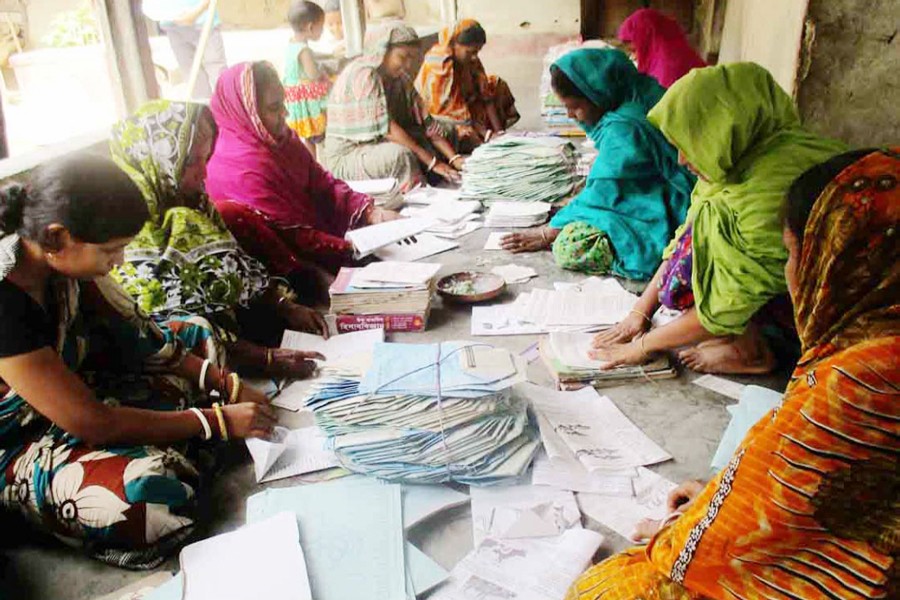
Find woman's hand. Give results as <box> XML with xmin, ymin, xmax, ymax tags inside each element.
<box><xmin>221</xmin><ymin>402</ymin><xmax>278</xmax><ymax>439</ymax></box>
<box><xmin>283</xmin><ymin>302</ymin><xmax>329</xmax><ymax>338</ymax></box>
<box><xmin>449</xmin><ymin>155</ymin><xmax>467</xmax><ymax>170</ymax></box>
<box><xmin>667</xmin><ymin>479</ymin><xmax>706</xmax><ymax>513</ymax></box>
<box><xmin>592</xmin><ymin>312</ymin><xmax>650</xmax><ymax>347</ymax></box>
<box><xmin>432</xmin><ymin>162</ymin><xmax>461</xmax><ymax>183</ymax></box>
<box><xmin>458</xmin><ymin>125</ymin><xmax>482</xmax><ymax>145</ymax></box>
<box><xmin>236</xmin><ymin>383</ymin><xmax>271</xmax><ymax>406</ymax></box>
<box><xmin>268</xmin><ymin>348</ymin><xmax>325</xmax><ymax>379</ymax></box>
<box><xmin>588</xmin><ymin>338</ymin><xmax>647</xmax><ymax>369</ymax></box>
<box><xmin>500</xmin><ymin>228</ymin><xmax>555</xmax><ymax>253</ymax></box>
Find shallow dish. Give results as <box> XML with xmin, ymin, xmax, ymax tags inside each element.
<box><xmin>437</xmin><ymin>271</ymin><xmax>506</xmax><ymax>303</ymax></box>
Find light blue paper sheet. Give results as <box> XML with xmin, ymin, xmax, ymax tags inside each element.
<box><xmin>142</xmin><ymin>573</ymin><xmax>182</xmax><ymax>600</ymax></box>
<box><xmin>710</xmin><ymin>385</ymin><xmax>783</xmax><ymax>471</ymax></box>
<box><xmin>406</xmin><ymin>543</ymin><xmax>449</xmax><ymax>597</ymax></box>
<box><xmin>246</xmin><ymin>478</ymin><xmax>407</xmax><ymax>600</ymax></box>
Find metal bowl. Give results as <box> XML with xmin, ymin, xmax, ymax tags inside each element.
<box><xmin>437</xmin><ymin>271</ymin><xmax>506</xmax><ymax>303</ymax></box>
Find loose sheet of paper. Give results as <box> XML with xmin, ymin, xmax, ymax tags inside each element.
<box><xmin>430</xmin><ymin>529</ymin><xmax>603</xmax><ymax>600</ymax></box>
<box><xmin>519</xmin><ymin>383</ymin><xmax>672</xmax><ymax>472</ymax></box>
<box><xmin>282</xmin><ymin>328</ymin><xmax>384</xmax><ymax>365</ymax></box>
<box><xmin>693</xmin><ymin>374</ymin><xmax>747</xmax><ymax>400</ymax></box>
<box><xmin>374</xmin><ymin>232</ymin><xmax>458</xmax><ymax>262</ymax></box>
<box><xmin>181</xmin><ymin>511</ymin><xmax>312</xmax><ymax>600</ymax></box>
<box><xmin>355</xmin><ymin>261</ymin><xmax>441</xmax><ymax>285</ymax></box>
<box><xmin>346</xmin><ymin>217</ymin><xmax>433</xmax><ymax>257</ymax></box>
<box><xmin>577</xmin><ymin>468</ymin><xmax>677</xmax><ymax>540</ymax></box>
<box><xmin>471</xmin><ymin>304</ymin><xmax>544</xmax><ymax>336</ymax></box>
<box><xmin>491</xmin><ymin>264</ymin><xmax>538</xmax><ymax>284</ymax></box>
<box><xmin>531</xmin><ymin>451</ymin><xmax>634</xmax><ymax>497</ymax></box>
<box><xmin>403</xmin><ymin>485</ymin><xmax>470</xmax><ymax>529</ymax></box>
<box><xmin>245</xmin><ymin>426</ymin><xmax>339</xmax><ymax>483</ymax></box>
<box><xmin>470</xmin><ymin>484</ymin><xmax>582</xmax><ymax>546</ymax></box>
<box><xmin>345</xmin><ymin>178</ymin><xmax>397</xmax><ymax>195</ymax></box>
<box><xmin>483</xmin><ymin>231</ymin><xmax>509</xmax><ymax>250</ymax></box>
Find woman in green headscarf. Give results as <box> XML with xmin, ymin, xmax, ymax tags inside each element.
<box><xmin>501</xmin><ymin>48</ymin><xmax>695</xmax><ymax>280</ymax></box>
<box><xmin>592</xmin><ymin>63</ymin><xmax>847</xmax><ymax>374</ymax></box>
<box><xmin>110</xmin><ymin>100</ymin><xmax>328</xmax><ymax>378</ymax></box>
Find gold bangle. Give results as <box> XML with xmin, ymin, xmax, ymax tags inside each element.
<box><xmin>639</xmin><ymin>335</ymin><xmax>649</xmax><ymax>360</ymax></box>
<box><xmin>212</xmin><ymin>402</ymin><xmax>229</xmax><ymax>441</ymax></box>
<box><xmin>630</xmin><ymin>308</ymin><xmax>652</xmax><ymax>324</ymax></box>
<box><xmin>229</xmin><ymin>373</ymin><xmax>242</xmax><ymax>405</ymax></box>
<box><xmin>266</xmin><ymin>348</ymin><xmax>274</xmax><ymax>368</ymax></box>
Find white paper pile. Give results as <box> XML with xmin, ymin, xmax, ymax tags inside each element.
<box><xmin>484</xmin><ymin>202</ymin><xmax>552</xmax><ymax>228</ymax></box>
<box><xmin>404</xmin><ymin>185</ymin><xmax>462</xmax><ymax>206</ymax></box>
<box><xmin>345</xmin><ymin>217</ymin><xmax>433</xmax><ymax>258</ymax></box>
<box><xmin>346</xmin><ymin>177</ymin><xmax>401</xmax><ymax>208</ymax></box>
<box><xmin>462</xmin><ymin>137</ymin><xmax>579</xmax><ymax>204</ymax></box>
<box><xmin>402</xmin><ymin>198</ymin><xmax>483</xmax><ymax>240</ymax></box>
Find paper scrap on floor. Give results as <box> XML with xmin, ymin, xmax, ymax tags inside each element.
<box><xmin>470</xmin><ymin>484</ymin><xmax>582</xmax><ymax>546</ymax></box>
<box><xmin>246</xmin><ymin>478</ymin><xmax>407</xmax><ymax>600</ymax></box>
<box><xmin>245</xmin><ymin>426</ymin><xmax>339</xmax><ymax>483</ymax></box>
<box><xmin>531</xmin><ymin>451</ymin><xmax>634</xmax><ymax>496</ymax></box>
<box><xmin>693</xmin><ymin>374</ymin><xmax>747</xmax><ymax>400</ymax></box>
<box><xmin>711</xmin><ymin>385</ymin><xmax>783</xmax><ymax>471</ymax></box>
<box><xmin>577</xmin><ymin>467</ymin><xmax>677</xmax><ymax>541</ymax></box>
<box><xmin>346</xmin><ymin>217</ymin><xmax>433</xmax><ymax>258</ymax></box>
<box><xmin>429</xmin><ymin>528</ymin><xmax>603</xmax><ymax>600</ymax></box>
<box><xmin>483</xmin><ymin>231</ymin><xmax>508</xmax><ymax>250</ymax></box>
<box><xmin>180</xmin><ymin>511</ymin><xmax>312</xmax><ymax>600</ymax></box>
<box><xmin>471</xmin><ymin>303</ymin><xmax>544</xmax><ymax>336</ymax></box>
<box><xmin>491</xmin><ymin>264</ymin><xmax>538</xmax><ymax>285</ymax></box>
<box><xmin>374</xmin><ymin>232</ymin><xmax>459</xmax><ymax>262</ymax></box>
<box><xmin>519</xmin><ymin>383</ymin><xmax>672</xmax><ymax>472</ymax></box>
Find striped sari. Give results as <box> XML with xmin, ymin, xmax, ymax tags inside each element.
<box><xmin>566</xmin><ymin>149</ymin><xmax>899</xmax><ymax>598</ymax></box>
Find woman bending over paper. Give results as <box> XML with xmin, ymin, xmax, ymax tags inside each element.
<box><xmin>205</xmin><ymin>62</ymin><xmax>401</xmax><ymax>290</ymax></box>
<box><xmin>0</xmin><ymin>156</ymin><xmax>277</xmax><ymax>567</ymax></box>
<box><xmin>322</xmin><ymin>26</ymin><xmax>463</xmax><ymax>189</ymax></box>
<box><xmin>591</xmin><ymin>64</ymin><xmax>847</xmax><ymax>374</ymax></box>
<box><xmin>502</xmin><ymin>49</ymin><xmax>694</xmax><ymax>281</ymax></box>
<box><xmin>566</xmin><ymin>147</ymin><xmax>898</xmax><ymax>600</ymax></box>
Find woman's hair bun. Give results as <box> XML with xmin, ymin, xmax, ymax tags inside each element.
<box><xmin>0</xmin><ymin>183</ymin><xmax>27</xmax><ymax>234</ymax></box>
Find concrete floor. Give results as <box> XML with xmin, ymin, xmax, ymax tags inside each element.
<box><xmin>1</xmin><ymin>37</ymin><xmax>791</xmax><ymax>600</ymax></box>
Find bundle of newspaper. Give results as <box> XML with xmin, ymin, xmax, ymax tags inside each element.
<box><xmin>461</xmin><ymin>137</ymin><xmax>579</xmax><ymax>204</ymax></box>
<box><xmin>303</xmin><ymin>341</ymin><xmax>540</xmax><ymax>485</ymax></box>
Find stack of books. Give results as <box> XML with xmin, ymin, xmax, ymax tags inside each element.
<box><xmin>327</xmin><ymin>262</ymin><xmax>439</xmax><ymax>333</ymax></box>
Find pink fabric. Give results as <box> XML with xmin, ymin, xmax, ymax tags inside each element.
<box><xmin>617</xmin><ymin>9</ymin><xmax>706</xmax><ymax>89</ymax></box>
<box><xmin>206</xmin><ymin>62</ymin><xmax>372</xmax><ymax>235</ymax></box>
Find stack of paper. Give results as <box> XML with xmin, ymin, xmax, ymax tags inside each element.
<box><xmin>346</xmin><ymin>177</ymin><xmax>401</xmax><ymax>208</ymax></box>
<box><xmin>328</xmin><ymin>265</ymin><xmax>437</xmax><ymax>333</ymax></box>
<box><xmin>402</xmin><ymin>198</ymin><xmax>482</xmax><ymax>240</ymax></box>
<box><xmin>345</xmin><ymin>217</ymin><xmax>433</xmax><ymax>258</ymax></box>
<box><xmin>461</xmin><ymin>137</ymin><xmax>579</xmax><ymax>204</ymax></box>
<box><xmin>301</xmin><ymin>342</ymin><xmax>540</xmax><ymax>484</ymax></box>
<box><xmin>484</xmin><ymin>202</ymin><xmax>552</xmax><ymax>228</ymax></box>
<box><xmin>404</xmin><ymin>186</ymin><xmax>462</xmax><ymax>206</ymax></box>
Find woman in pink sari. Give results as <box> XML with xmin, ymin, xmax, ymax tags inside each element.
<box><xmin>617</xmin><ymin>8</ymin><xmax>706</xmax><ymax>88</ymax></box>
<box><xmin>206</xmin><ymin>62</ymin><xmax>399</xmax><ymax>291</ymax></box>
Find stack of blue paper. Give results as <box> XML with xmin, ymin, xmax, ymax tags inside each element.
<box><xmin>710</xmin><ymin>385</ymin><xmax>783</xmax><ymax>471</ymax></box>
<box><xmin>304</xmin><ymin>342</ymin><xmax>540</xmax><ymax>485</ymax></box>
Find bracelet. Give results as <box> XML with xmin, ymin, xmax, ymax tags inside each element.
<box><xmin>449</xmin><ymin>154</ymin><xmax>462</xmax><ymax>166</ymax></box>
<box><xmin>540</xmin><ymin>228</ymin><xmax>549</xmax><ymax>245</ymax></box>
<box><xmin>212</xmin><ymin>402</ymin><xmax>229</xmax><ymax>441</ymax></box>
<box><xmin>277</xmin><ymin>295</ymin><xmax>289</xmax><ymax>307</ymax></box>
<box><xmin>198</xmin><ymin>359</ymin><xmax>211</xmax><ymax>393</ymax></box>
<box><xmin>427</xmin><ymin>156</ymin><xmax>438</xmax><ymax>173</ymax></box>
<box><xmin>629</xmin><ymin>308</ymin><xmax>652</xmax><ymax>324</ymax></box>
<box><xmin>266</xmin><ymin>348</ymin><xmax>274</xmax><ymax>368</ymax></box>
<box><xmin>228</xmin><ymin>373</ymin><xmax>242</xmax><ymax>405</ymax></box>
<box><xmin>638</xmin><ymin>334</ymin><xmax>649</xmax><ymax>360</ymax></box>
<box><xmin>189</xmin><ymin>407</ymin><xmax>212</xmax><ymax>441</ymax></box>
<box><xmin>218</xmin><ymin>367</ymin><xmax>230</xmax><ymax>402</ymax></box>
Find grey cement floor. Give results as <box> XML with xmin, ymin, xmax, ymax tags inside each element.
<box><xmin>1</xmin><ymin>39</ymin><xmax>791</xmax><ymax>600</ymax></box>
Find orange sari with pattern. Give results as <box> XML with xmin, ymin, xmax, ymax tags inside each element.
<box><xmin>567</xmin><ymin>149</ymin><xmax>899</xmax><ymax>599</ymax></box>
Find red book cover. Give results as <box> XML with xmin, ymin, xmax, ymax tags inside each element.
<box><xmin>330</xmin><ymin>312</ymin><xmax>428</xmax><ymax>333</ymax></box>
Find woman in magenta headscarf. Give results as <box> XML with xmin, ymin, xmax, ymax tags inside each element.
<box><xmin>617</xmin><ymin>8</ymin><xmax>706</xmax><ymax>88</ymax></box>
<box><xmin>206</xmin><ymin>62</ymin><xmax>399</xmax><ymax>288</ymax></box>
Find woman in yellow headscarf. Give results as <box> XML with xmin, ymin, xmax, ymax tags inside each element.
<box><xmin>566</xmin><ymin>147</ymin><xmax>899</xmax><ymax>599</ymax></box>
<box><xmin>415</xmin><ymin>19</ymin><xmax>520</xmax><ymax>152</ymax></box>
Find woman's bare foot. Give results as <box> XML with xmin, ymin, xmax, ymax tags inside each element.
<box><xmin>630</xmin><ymin>518</ymin><xmax>661</xmax><ymax>543</ymax></box>
<box><xmin>500</xmin><ymin>227</ymin><xmax>559</xmax><ymax>253</ymax></box>
<box><xmin>678</xmin><ymin>327</ymin><xmax>775</xmax><ymax>374</ymax></box>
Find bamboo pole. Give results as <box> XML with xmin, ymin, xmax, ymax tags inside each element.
<box><xmin>183</xmin><ymin>0</ymin><xmax>219</xmax><ymax>100</ymax></box>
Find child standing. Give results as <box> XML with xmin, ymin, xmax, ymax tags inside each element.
<box><xmin>284</xmin><ymin>1</ymin><xmax>329</xmax><ymax>159</ymax></box>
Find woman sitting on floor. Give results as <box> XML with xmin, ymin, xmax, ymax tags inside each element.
<box><xmin>617</xmin><ymin>8</ymin><xmax>706</xmax><ymax>88</ymax></box>
<box><xmin>566</xmin><ymin>147</ymin><xmax>898</xmax><ymax>600</ymax></box>
<box><xmin>322</xmin><ymin>25</ymin><xmax>462</xmax><ymax>188</ymax></box>
<box><xmin>592</xmin><ymin>63</ymin><xmax>847</xmax><ymax>374</ymax></box>
<box><xmin>205</xmin><ymin>62</ymin><xmax>403</xmax><ymax>290</ymax></box>
<box><xmin>0</xmin><ymin>155</ymin><xmax>276</xmax><ymax>568</ymax></box>
<box><xmin>502</xmin><ymin>49</ymin><xmax>695</xmax><ymax>281</ymax></box>
<box><xmin>415</xmin><ymin>19</ymin><xmax>520</xmax><ymax>152</ymax></box>
<box><xmin>110</xmin><ymin>101</ymin><xmax>327</xmax><ymax>379</ymax></box>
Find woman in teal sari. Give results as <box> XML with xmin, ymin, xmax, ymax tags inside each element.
<box><xmin>110</xmin><ymin>101</ymin><xmax>327</xmax><ymax>379</ymax></box>
<box><xmin>501</xmin><ymin>48</ymin><xmax>694</xmax><ymax>281</ymax></box>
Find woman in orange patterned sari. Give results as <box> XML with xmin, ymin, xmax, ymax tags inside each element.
<box><xmin>415</xmin><ymin>19</ymin><xmax>520</xmax><ymax>152</ymax></box>
<box><xmin>566</xmin><ymin>148</ymin><xmax>899</xmax><ymax>599</ymax></box>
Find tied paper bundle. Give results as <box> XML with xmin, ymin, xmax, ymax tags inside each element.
<box><xmin>461</xmin><ymin>137</ymin><xmax>580</xmax><ymax>204</ymax></box>
<box><xmin>302</xmin><ymin>342</ymin><xmax>540</xmax><ymax>485</ymax></box>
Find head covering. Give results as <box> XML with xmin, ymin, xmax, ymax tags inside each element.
<box><xmin>618</xmin><ymin>8</ymin><xmax>706</xmax><ymax>88</ymax></box>
<box><xmin>327</xmin><ymin>25</ymin><xmax>419</xmax><ymax>142</ymax></box>
<box><xmin>648</xmin><ymin>63</ymin><xmax>848</xmax><ymax>335</ymax></box>
<box><xmin>548</xmin><ymin>48</ymin><xmax>695</xmax><ymax>280</ymax></box>
<box><xmin>206</xmin><ymin>62</ymin><xmax>371</xmax><ymax>231</ymax></box>
<box><xmin>794</xmin><ymin>149</ymin><xmax>899</xmax><ymax>356</ymax></box>
<box><xmin>110</xmin><ymin>100</ymin><xmax>270</xmax><ymax>321</ymax></box>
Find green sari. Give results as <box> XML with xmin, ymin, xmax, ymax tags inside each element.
<box><xmin>110</xmin><ymin>101</ymin><xmax>270</xmax><ymax>334</ymax></box>
<box><xmin>648</xmin><ymin>63</ymin><xmax>847</xmax><ymax>335</ymax></box>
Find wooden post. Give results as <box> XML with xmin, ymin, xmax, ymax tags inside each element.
<box><xmin>342</xmin><ymin>0</ymin><xmax>365</xmax><ymax>58</ymax></box>
<box><xmin>96</xmin><ymin>0</ymin><xmax>160</xmax><ymax>115</ymax></box>
<box><xmin>184</xmin><ymin>0</ymin><xmax>219</xmax><ymax>101</ymax></box>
